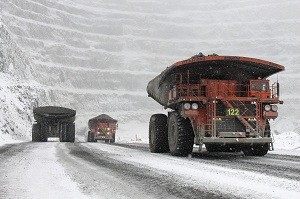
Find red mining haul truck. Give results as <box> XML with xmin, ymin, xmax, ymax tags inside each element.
<box><xmin>147</xmin><ymin>54</ymin><xmax>284</xmax><ymax>156</ymax></box>
<box><xmin>87</xmin><ymin>114</ymin><xmax>117</xmax><ymax>143</ymax></box>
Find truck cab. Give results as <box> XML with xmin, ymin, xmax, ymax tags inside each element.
<box><xmin>248</xmin><ymin>79</ymin><xmax>270</xmax><ymax>98</ymax></box>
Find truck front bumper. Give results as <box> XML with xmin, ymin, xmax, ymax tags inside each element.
<box><xmin>95</xmin><ymin>135</ymin><xmax>113</xmax><ymax>140</ymax></box>
<box><xmin>203</xmin><ymin>137</ymin><xmax>272</xmax><ymax>144</ymax></box>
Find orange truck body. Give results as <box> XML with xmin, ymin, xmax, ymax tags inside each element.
<box><xmin>147</xmin><ymin>54</ymin><xmax>285</xmax><ymax>156</ymax></box>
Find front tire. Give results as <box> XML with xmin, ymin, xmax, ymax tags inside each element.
<box><xmin>149</xmin><ymin>114</ymin><xmax>169</xmax><ymax>153</ymax></box>
<box><xmin>168</xmin><ymin>112</ymin><xmax>194</xmax><ymax>156</ymax></box>
<box><xmin>252</xmin><ymin>144</ymin><xmax>269</xmax><ymax>156</ymax></box>
<box><xmin>111</xmin><ymin>134</ymin><xmax>116</xmax><ymax>143</ymax></box>
<box><xmin>242</xmin><ymin>144</ymin><xmax>269</xmax><ymax>156</ymax></box>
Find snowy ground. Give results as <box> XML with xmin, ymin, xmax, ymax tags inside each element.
<box><xmin>1</xmin><ymin>141</ymin><xmax>299</xmax><ymax>199</ymax></box>
<box><xmin>0</xmin><ymin>143</ymin><xmax>88</xmax><ymax>199</ymax></box>
<box><xmin>86</xmin><ymin>143</ymin><xmax>300</xmax><ymax>199</ymax></box>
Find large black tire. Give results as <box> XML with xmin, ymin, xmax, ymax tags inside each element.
<box><xmin>243</xmin><ymin>122</ymin><xmax>270</xmax><ymax>156</ymax></box>
<box><xmin>149</xmin><ymin>114</ymin><xmax>169</xmax><ymax>153</ymax></box>
<box><xmin>67</xmin><ymin>123</ymin><xmax>75</xmax><ymax>142</ymax></box>
<box><xmin>242</xmin><ymin>146</ymin><xmax>254</xmax><ymax>156</ymax></box>
<box><xmin>32</xmin><ymin>123</ymin><xmax>41</xmax><ymax>142</ymax></box>
<box><xmin>111</xmin><ymin>134</ymin><xmax>116</xmax><ymax>143</ymax></box>
<box><xmin>168</xmin><ymin>112</ymin><xmax>194</xmax><ymax>156</ymax></box>
<box><xmin>59</xmin><ymin>123</ymin><xmax>68</xmax><ymax>142</ymax></box>
<box><xmin>40</xmin><ymin>123</ymin><xmax>48</xmax><ymax>142</ymax></box>
<box><xmin>242</xmin><ymin>144</ymin><xmax>269</xmax><ymax>156</ymax></box>
<box><xmin>252</xmin><ymin>144</ymin><xmax>269</xmax><ymax>156</ymax></box>
<box><xmin>87</xmin><ymin>131</ymin><xmax>95</xmax><ymax>142</ymax></box>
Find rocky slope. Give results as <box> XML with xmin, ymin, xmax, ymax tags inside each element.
<box><xmin>0</xmin><ymin>19</ymin><xmax>37</xmax><ymax>140</ymax></box>
<box><xmin>1</xmin><ymin>0</ymin><xmax>300</xmax><ymax>142</ymax></box>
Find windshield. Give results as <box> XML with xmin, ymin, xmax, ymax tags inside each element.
<box><xmin>251</xmin><ymin>81</ymin><xmax>269</xmax><ymax>91</ymax></box>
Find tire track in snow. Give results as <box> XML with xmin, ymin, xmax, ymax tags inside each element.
<box><xmin>0</xmin><ymin>142</ymin><xmax>88</xmax><ymax>199</ymax></box>
<box><xmin>110</xmin><ymin>142</ymin><xmax>300</xmax><ymax>181</ymax></box>
<box><xmin>58</xmin><ymin>142</ymin><xmax>233</xmax><ymax>199</ymax></box>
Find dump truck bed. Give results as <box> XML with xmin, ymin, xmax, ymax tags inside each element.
<box><xmin>88</xmin><ymin>114</ymin><xmax>117</xmax><ymax>130</ymax></box>
<box><xmin>147</xmin><ymin>55</ymin><xmax>285</xmax><ymax>108</ymax></box>
<box><xmin>33</xmin><ymin>106</ymin><xmax>76</xmax><ymax>122</ymax></box>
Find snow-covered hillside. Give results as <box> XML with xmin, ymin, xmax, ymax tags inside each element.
<box><xmin>1</xmin><ymin>0</ymin><xmax>300</xmax><ymax>146</ymax></box>
<box><xmin>0</xmin><ymin>19</ymin><xmax>37</xmax><ymax>143</ymax></box>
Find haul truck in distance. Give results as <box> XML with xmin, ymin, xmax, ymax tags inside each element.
<box><xmin>87</xmin><ymin>114</ymin><xmax>117</xmax><ymax>143</ymax></box>
<box><xmin>32</xmin><ymin>106</ymin><xmax>76</xmax><ymax>142</ymax></box>
<box><xmin>147</xmin><ymin>54</ymin><xmax>284</xmax><ymax>156</ymax></box>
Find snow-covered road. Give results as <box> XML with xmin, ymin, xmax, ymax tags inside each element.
<box><xmin>0</xmin><ymin>141</ymin><xmax>299</xmax><ymax>199</ymax></box>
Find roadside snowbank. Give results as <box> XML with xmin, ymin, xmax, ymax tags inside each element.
<box><xmin>0</xmin><ymin>133</ymin><xmax>23</xmax><ymax>146</ymax></box>
<box><xmin>117</xmin><ymin>120</ymin><xmax>149</xmax><ymax>143</ymax></box>
<box><xmin>273</xmin><ymin>131</ymin><xmax>300</xmax><ymax>150</ymax></box>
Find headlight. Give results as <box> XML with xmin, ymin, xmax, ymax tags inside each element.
<box><xmin>271</xmin><ymin>105</ymin><xmax>278</xmax><ymax>111</ymax></box>
<box><xmin>183</xmin><ymin>103</ymin><xmax>191</xmax><ymax>110</ymax></box>
<box><xmin>191</xmin><ymin>103</ymin><xmax>198</xmax><ymax>110</ymax></box>
<box><xmin>264</xmin><ymin>105</ymin><xmax>271</xmax><ymax>111</ymax></box>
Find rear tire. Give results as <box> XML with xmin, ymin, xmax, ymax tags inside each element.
<box><xmin>149</xmin><ymin>114</ymin><xmax>169</xmax><ymax>153</ymax></box>
<box><xmin>40</xmin><ymin>123</ymin><xmax>48</xmax><ymax>142</ymax></box>
<box><xmin>32</xmin><ymin>123</ymin><xmax>41</xmax><ymax>142</ymax></box>
<box><xmin>59</xmin><ymin>123</ymin><xmax>67</xmax><ymax>142</ymax></box>
<box><xmin>87</xmin><ymin>131</ymin><xmax>95</xmax><ymax>142</ymax></box>
<box><xmin>67</xmin><ymin>123</ymin><xmax>75</xmax><ymax>142</ymax></box>
<box><xmin>168</xmin><ymin>112</ymin><xmax>194</xmax><ymax>156</ymax></box>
